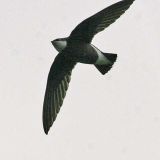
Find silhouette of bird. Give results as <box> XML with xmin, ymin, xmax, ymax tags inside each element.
<box><xmin>43</xmin><ymin>0</ymin><xmax>135</xmax><ymax>134</ymax></box>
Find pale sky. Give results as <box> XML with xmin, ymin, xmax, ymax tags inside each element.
<box><xmin>0</xmin><ymin>0</ymin><xmax>160</xmax><ymax>159</ymax></box>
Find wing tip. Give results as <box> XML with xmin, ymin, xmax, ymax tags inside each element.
<box><xmin>43</xmin><ymin>125</ymin><xmax>50</xmax><ymax>135</ymax></box>
<box><xmin>43</xmin><ymin>116</ymin><xmax>50</xmax><ymax>135</ymax></box>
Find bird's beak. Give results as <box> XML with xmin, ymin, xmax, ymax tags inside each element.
<box><xmin>51</xmin><ymin>40</ymin><xmax>55</xmax><ymax>46</ymax></box>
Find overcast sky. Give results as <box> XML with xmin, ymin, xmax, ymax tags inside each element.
<box><xmin>0</xmin><ymin>0</ymin><xmax>160</xmax><ymax>159</ymax></box>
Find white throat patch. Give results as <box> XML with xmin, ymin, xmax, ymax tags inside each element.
<box><xmin>53</xmin><ymin>40</ymin><xmax>67</xmax><ymax>52</ymax></box>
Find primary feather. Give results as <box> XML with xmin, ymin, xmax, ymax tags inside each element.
<box><xmin>69</xmin><ymin>0</ymin><xmax>135</xmax><ymax>43</ymax></box>
<box><xmin>43</xmin><ymin>52</ymin><xmax>76</xmax><ymax>134</ymax></box>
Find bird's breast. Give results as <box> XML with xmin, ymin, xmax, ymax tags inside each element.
<box><xmin>67</xmin><ymin>43</ymin><xmax>98</xmax><ymax>64</ymax></box>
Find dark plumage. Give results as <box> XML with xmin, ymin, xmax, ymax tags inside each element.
<box><xmin>43</xmin><ymin>0</ymin><xmax>135</xmax><ymax>134</ymax></box>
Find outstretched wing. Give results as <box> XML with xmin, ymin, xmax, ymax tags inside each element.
<box><xmin>43</xmin><ymin>52</ymin><xmax>76</xmax><ymax>134</ymax></box>
<box><xmin>69</xmin><ymin>0</ymin><xmax>135</xmax><ymax>43</ymax></box>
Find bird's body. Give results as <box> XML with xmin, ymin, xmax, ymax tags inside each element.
<box><xmin>52</xmin><ymin>39</ymin><xmax>112</xmax><ymax>65</ymax></box>
<box><xmin>43</xmin><ymin>0</ymin><xmax>135</xmax><ymax>134</ymax></box>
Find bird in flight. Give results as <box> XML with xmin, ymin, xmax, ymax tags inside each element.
<box><xmin>43</xmin><ymin>0</ymin><xmax>135</xmax><ymax>134</ymax></box>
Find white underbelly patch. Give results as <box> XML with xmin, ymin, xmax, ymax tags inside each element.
<box><xmin>91</xmin><ymin>45</ymin><xmax>111</xmax><ymax>65</ymax></box>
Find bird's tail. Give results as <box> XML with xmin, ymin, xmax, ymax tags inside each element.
<box><xmin>95</xmin><ymin>53</ymin><xmax>117</xmax><ymax>75</ymax></box>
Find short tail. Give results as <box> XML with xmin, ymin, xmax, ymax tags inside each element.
<box><xmin>95</xmin><ymin>53</ymin><xmax>117</xmax><ymax>75</ymax></box>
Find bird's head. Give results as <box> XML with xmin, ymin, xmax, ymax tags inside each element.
<box><xmin>51</xmin><ymin>37</ymin><xmax>68</xmax><ymax>52</ymax></box>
